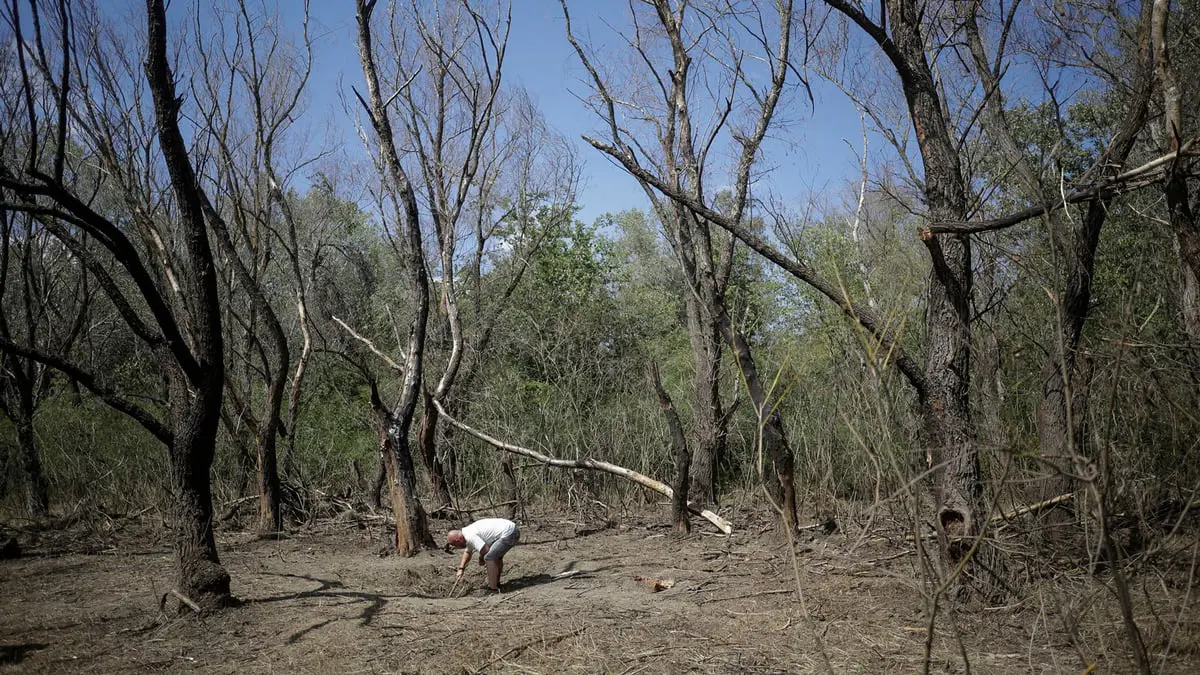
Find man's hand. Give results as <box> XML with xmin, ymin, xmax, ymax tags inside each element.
<box><xmin>455</xmin><ymin>567</ymin><xmax>465</xmax><ymax>582</ymax></box>
<box><xmin>479</xmin><ymin>545</ymin><xmax>489</xmax><ymax>565</ymax></box>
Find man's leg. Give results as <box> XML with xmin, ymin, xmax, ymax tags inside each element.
<box><xmin>485</xmin><ymin>557</ymin><xmax>503</xmax><ymax>590</ymax></box>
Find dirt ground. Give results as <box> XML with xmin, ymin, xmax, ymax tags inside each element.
<box><xmin>1</xmin><ymin>504</ymin><xmax>1197</xmax><ymax>674</ymax></box>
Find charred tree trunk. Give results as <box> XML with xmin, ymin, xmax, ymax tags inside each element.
<box><xmin>825</xmin><ymin>0</ymin><xmax>984</xmax><ymax>576</ymax></box>
<box><xmin>377</xmin><ymin>408</ymin><xmax>434</xmax><ymax>555</ymax></box>
<box><xmin>15</xmin><ymin>404</ymin><xmax>49</xmax><ymax>517</ymax></box>
<box><xmin>356</xmin><ymin>0</ymin><xmax>436</xmax><ymax>556</ymax></box>
<box><xmin>147</xmin><ymin>0</ymin><xmax>232</xmax><ymax>609</ymax></box>
<box><xmin>651</xmin><ymin>363</ymin><xmax>691</xmax><ymax>534</ymax></box>
<box><xmin>721</xmin><ymin>319</ymin><xmax>797</xmax><ymax>534</ymax></box>
<box><xmin>685</xmin><ymin>296</ymin><xmax>724</xmax><ymax>505</ymax></box>
<box><xmin>166</xmin><ymin>363</ymin><xmax>231</xmax><ymax>610</ymax></box>
<box><xmin>500</xmin><ymin>456</ymin><xmax>519</xmax><ymax>521</ymax></box>
<box><xmin>256</xmin><ymin>431</ymin><xmax>282</xmax><ymax>534</ymax></box>
<box><xmin>418</xmin><ymin>389</ymin><xmax>454</xmax><ymax>507</ymax></box>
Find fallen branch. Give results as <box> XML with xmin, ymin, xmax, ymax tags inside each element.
<box><xmin>170</xmin><ymin>589</ymin><xmax>202</xmax><ymax>613</ymax></box>
<box><xmin>698</xmin><ymin>588</ymin><xmax>794</xmax><ymax>605</ymax></box>
<box><xmin>992</xmin><ymin>493</ymin><xmax>1076</xmax><ymax>522</ymax></box>
<box><xmin>432</xmin><ymin>500</ymin><xmax>518</xmax><ymax>516</ymax></box>
<box><xmin>432</xmin><ymin>400</ymin><xmax>733</xmax><ymax>534</ymax></box>
<box><xmin>219</xmin><ymin>495</ymin><xmax>257</xmax><ymax>523</ymax></box>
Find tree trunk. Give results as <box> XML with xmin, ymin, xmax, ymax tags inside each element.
<box><xmin>879</xmin><ymin>0</ymin><xmax>986</xmax><ymax>576</ymax></box>
<box><xmin>418</xmin><ymin>390</ymin><xmax>454</xmax><ymax>508</ymax></box>
<box><xmin>356</xmin><ymin>0</ymin><xmax>435</xmax><ymax>556</ymax></box>
<box><xmin>371</xmin><ymin>454</ymin><xmax>387</xmax><ymax>509</ymax></box>
<box><xmin>168</xmin><ymin>372</ymin><xmax>231</xmax><ymax>610</ymax></box>
<box><xmin>257</xmin><ymin>431</ymin><xmax>282</xmax><ymax>534</ymax></box>
<box><xmin>682</xmin><ymin>279</ymin><xmax>724</xmax><ymax>505</ymax></box>
<box><xmin>721</xmin><ymin>320</ymin><xmax>798</xmax><ymax>534</ymax></box>
<box><xmin>651</xmin><ymin>363</ymin><xmax>691</xmax><ymax>533</ymax></box>
<box><xmin>379</xmin><ymin>411</ymin><xmax>434</xmax><ymax>555</ymax></box>
<box><xmin>500</xmin><ymin>456</ymin><xmax>519</xmax><ymax>521</ymax></box>
<box><xmin>16</xmin><ymin>411</ymin><xmax>49</xmax><ymax>518</ymax></box>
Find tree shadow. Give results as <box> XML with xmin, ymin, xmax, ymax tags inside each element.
<box><xmin>0</xmin><ymin>643</ymin><xmax>48</xmax><ymax>666</ymax></box>
<box><xmin>246</xmin><ymin>573</ymin><xmax>394</xmax><ymax>643</ymax></box>
<box><xmin>502</xmin><ymin>573</ymin><xmax>558</xmax><ymax>591</ymax></box>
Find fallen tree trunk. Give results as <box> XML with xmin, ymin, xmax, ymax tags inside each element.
<box><xmin>432</xmin><ymin>400</ymin><xmax>733</xmax><ymax>534</ymax></box>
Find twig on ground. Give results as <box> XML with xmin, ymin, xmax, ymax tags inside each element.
<box><xmin>170</xmin><ymin>589</ymin><xmax>202</xmax><ymax>613</ymax></box>
<box><xmin>697</xmin><ymin>589</ymin><xmax>793</xmax><ymax>605</ymax></box>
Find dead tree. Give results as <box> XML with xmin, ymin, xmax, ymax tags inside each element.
<box><xmin>0</xmin><ymin>208</ymin><xmax>90</xmax><ymax>516</ymax></box>
<box><xmin>651</xmin><ymin>362</ymin><xmax>690</xmax><ymax>533</ymax></box>
<box><xmin>561</xmin><ymin>0</ymin><xmax>800</xmax><ymax>531</ymax></box>
<box><xmin>0</xmin><ymin>0</ymin><xmax>235</xmax><ymax>610</ymax></box>
<box><xmin>1152</xmin><ymin>0</ymin><xmax>1200</xmax><ymax>348</ymax></box>
<box><xmin>353</xmin><ymin>0</ymin><xmax>436</xmax><ymax>556</ymax></box>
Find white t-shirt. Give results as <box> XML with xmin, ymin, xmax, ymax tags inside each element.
<box><xmin>461</xmin><ymin>518</ymin><xmax>517</xmax><ymax>552</ymax></box>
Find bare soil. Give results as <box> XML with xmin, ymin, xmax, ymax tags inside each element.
<box><xmin>1</xmin><ymin>506</ymin><xmax>1197</xmax><ymax>673</ymax></box>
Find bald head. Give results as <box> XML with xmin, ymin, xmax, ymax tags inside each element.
<box><xmin>447</xmin><ymin>530</ymin><xmax>466</xmax><ymax>549</ymax></box>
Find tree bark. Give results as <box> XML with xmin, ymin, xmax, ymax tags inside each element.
<box><xmin>16</xmin><ymin>408</ymin><xmax>49</xmax><ymax>517</ymax></box>
<box><xmin>168</xmin><ymin>376</ymin><xmax>231</xmax><ymax>610</ymax></box>
<box><xmin>378</xmin><ymin>409</ymin><xmax>434</xmax><ymax>555</ymax></box>
<box><xmin>355</xmin><ymin>0</ymin><xmax>435</xmax><ymax>556</ymax></box>
<box><xmin>651</xmin><ymin>363</ymin><xmax>691</xmax><ymax>533</ymax></box>
<box><xmin>146</xmin><ymin>0</ymin><xmax>232</xmax><ymax>609</ymax></box>
<box><xmin>418</xmin><ymin>389</ymin><xmax>454</xmax><ymax>508</ymax></box>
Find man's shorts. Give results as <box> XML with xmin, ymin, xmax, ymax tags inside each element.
<box><xmin>483</xmin><ymin>526</ymin><xmax>520</xmax><ymax>561</ymax></box>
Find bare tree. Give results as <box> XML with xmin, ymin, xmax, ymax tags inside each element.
<box><xmin>561</xmin><ymin>0</ymin><xmax>803</xmax><ymax>530</ymax></box>
<box><xmin>0</xmin><ymin>0</ymin><xmax>235</xmax><ymax>609</ymax></box>
<box><xmin>189</xmin><ymin>0</ymin><xmax>320</xmax><ymax>533</ymax></box>
<box><xmin>0</xmin><ymin>208</ymin><xmax>90</xmax><ymax>516</ymax></box>
<box><xmin>1152</xmin><ymin>0</ymin><xmax>1200</xmax><ymax>348</ymax></box>
<box><xmin>353</xmin><ymin>0</ymin><xmax>436</xmax><ymax>555</ymax></box>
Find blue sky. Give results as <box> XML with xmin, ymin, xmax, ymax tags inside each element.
<box><xmin>300</xmin><ymin>1</ymin><xmax>871</xmax><ymax>225</ymax></box>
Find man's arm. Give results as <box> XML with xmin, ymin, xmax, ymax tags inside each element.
<box><xmin>456</xmin><ymin>550</ymin><xmax>472</xmax><ymax>580</ymax></box>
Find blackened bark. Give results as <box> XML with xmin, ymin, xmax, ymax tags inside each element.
<box><xmin>356</xmin><ymin>0</ymin><xmax>435</xmax><ymax>556</ymax></box>
<box><xmin>16</xmin><ymin>409</ymin><xmax>49</xmax><ymax>517</ymax></box>
<box><xmin>169</xmin><ymin>376</ymin><xmax>231</xmax><ymax>608</ymax></box>
<box><xmin>720</xmin><ymin>318</ymin><xmax>798</xmax><ymax>534</ymax></box>
<box><xmin>418</xmin><ymin>389</ymin><xmax>454</xmax><ymax>507</ymax></box>
<box><xmin>651</xmin><ymin>363</ymin><xmax>691</xmax><ymax>533</ymax></box>
<box><xmin>500</xmin><ymin>456</ymin><xmax>519</xmax><ymax>520</ymax></box>
<box><xmin>146</xmin><ymin>0</ymin><xmax>231</xmax><ymax>609</ymax></box>
<box><xmin>376</xmin><ymin>406</ymin><xmax>434</xmax><ymax>555</ymax></box>
<box><xmin>256</xmin><ymin>432</ymin><xmax>282</xmax><ymax>534</ymax></box>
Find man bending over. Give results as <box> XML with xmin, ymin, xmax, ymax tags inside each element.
<box><xmin>447</xmin><ymin>517</ymin><xmax>520</xmax><ymax>592</ymax></box>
